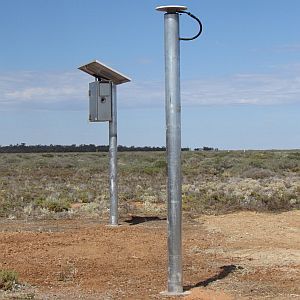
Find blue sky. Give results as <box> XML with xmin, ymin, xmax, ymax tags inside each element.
<box><xmin>0</xmin><ymin>0</ymin><xmax>299</xmax><ymax>149</ymax></box>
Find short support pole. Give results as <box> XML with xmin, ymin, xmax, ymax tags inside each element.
<box><xmin>109</xmin><ymin>83</ymin><xmax>118</xmax><ymax>226</ymax></box>
<box><xmin>164</xmin><ymin>12</ymin><xmax>183</xmax><ymax>294</ymax></box>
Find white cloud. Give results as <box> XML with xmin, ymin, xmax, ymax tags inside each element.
<box><xmin>0</xmin><ymin>65</ymin><xmax>299</xmax><ymax>111</ymax></box>
<box><xmin>0</xmin><ymin>71</ymin><xmax>86</xmax><ymax>110</ymax></box>
<box><xmin>6</xmin><ymin>87</ymin><xmax>73</xmax><ymax>100</ymax></box>
<box><xmin>274</xmin><ymin>44</ymin><xmax>300</xmax><ymax>53</ymax></box>
<box><xmin>180</xmin><ymin>72</ymin><xmax>300</xmax><ymax>106</ymax></box>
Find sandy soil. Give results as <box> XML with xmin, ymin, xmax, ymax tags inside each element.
<box><xmin>0</xmin><ymin>211</ymin><xmax>299</xmax><ymax>299</ymax></box>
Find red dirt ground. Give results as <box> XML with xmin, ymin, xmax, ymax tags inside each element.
<box><xmin>0</xmin><ymin>211</ymin><xmax>299</xmax><ymax>299</ymax></box>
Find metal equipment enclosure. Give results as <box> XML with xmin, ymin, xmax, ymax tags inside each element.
<box><xmin>89</xmin><ymin>81</ymin><xmax>112</xmax><ymax>122</ymax></box>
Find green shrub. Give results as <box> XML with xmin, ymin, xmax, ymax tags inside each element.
<box><xmin>153</xmin><ymin>160</ymin><xmax>167</xmax><ymax>169</ymax></box>
<box><xmin>241</xmin><ymin>167</ymin><xmax>275</xmax><ymax>179</ymax></box>
<box><xmin>34</xmin><ymin>198</ymin><xmax>71</xmax><ymax>213</ymax></box>
<box><xmin>0</xmin><ymin>269</ymin><xmax>19</xmax><ymax>290</ymax></box>
<box><xmin>143</xmin><ymin>166</ymin><xmax>161</xmax><ymax>175</ymax></box>
<box><xmin>41</xmin><ymin>153</ymin><xmax>54</xmax><ymax>158</ymax></box>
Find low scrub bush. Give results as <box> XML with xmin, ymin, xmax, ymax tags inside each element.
<box><xmin>0</xmin><ymin>151</ymin><xmax>299</xmax><ymax>218</ymax></box>
<box><xmin>0</xmin><ymin>269</ymin><xmax>19</xmax><ymax>291</ymax></box>
<box><xmin>241</xmin><ymin>167</ymin><xmax>275</xmax><ymax>179</ymax></box>
<box><xmin>34</xmin><ymin>198</ymin><xmax>71</xmax><ymax>213</ymax></box>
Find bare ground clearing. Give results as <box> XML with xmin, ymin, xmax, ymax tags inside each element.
<box><xmin>0</xmin><ymin>211</ymin><xmax>299</xmax><ymax>300</ymax></box>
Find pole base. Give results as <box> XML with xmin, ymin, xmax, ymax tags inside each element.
<box><xmin>160</xmin><ymin>291</ymin><xmax>190</xmax><ymax>297</ymax></box>
<box><xmin>105</xmin><ymin>224</ymin><xmax>119</xmax><ymax>228</ymax></box>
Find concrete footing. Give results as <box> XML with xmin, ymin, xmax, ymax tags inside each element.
<box><xmin>160</xmin><ymin>290</ymin><xmax>191</xmax><ymax>297</ymax></box>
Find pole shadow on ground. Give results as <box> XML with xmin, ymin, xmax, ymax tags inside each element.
<box><xmin>124</xmin><ymin>216</ymin><xmax>167</xmax><ymax>226</ymax></box>
<box><xmin>184</xmin><ymin>265</ymin><xmax>243</xmax><ymax>291</ymax></box>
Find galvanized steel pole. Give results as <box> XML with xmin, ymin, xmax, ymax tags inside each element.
<box><xmin>164</xmin><ymin>12</ymin><xmax>183</xmax><ymax>294</ymax></box>
<box><xmin>158</xmin><ymin>4</ymin><xmax>203</xmax><ymax>295</ymax></box>
<box><xmin>109</xmin><ymin>83</ymin><xmax>118</xmax><ymax>226</ymax></box>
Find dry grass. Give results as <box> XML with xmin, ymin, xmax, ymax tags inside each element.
<box><xmin>0</xmin><ymin>150</ymin><xmax>299</xmax><ymax>219</ymax></box>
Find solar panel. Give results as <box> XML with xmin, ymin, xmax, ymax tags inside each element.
<box><xmin>78</xmin><ymin>60</ymin><xmax>131</xmax><ymax>85</ymax></box>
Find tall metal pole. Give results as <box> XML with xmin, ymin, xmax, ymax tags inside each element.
<box><xmin>164</xmin><ymin>12</ymin><xmax>183</xmax><ymax>294</ymax></box>
<box><xmin>109</xmin><ymin>83</ymin><xmax>118</xmax><ymax>226</ymax></box>
<box><xmin>156</xmin><ymin>6</ymin><xmax>202</xmax><ymax>294</ymax></box>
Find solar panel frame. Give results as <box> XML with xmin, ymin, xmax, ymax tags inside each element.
<box><xmin>79</xmin><ymin>60</ymin><xmax>131</xmax><ymax>85</ymax></box>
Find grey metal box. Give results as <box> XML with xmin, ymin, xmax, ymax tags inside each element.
<box><xmin>89</xmin><ymin>81</ymin><xmax>112</xmax><ymax>122</ymax></box>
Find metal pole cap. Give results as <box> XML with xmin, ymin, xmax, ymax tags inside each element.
<box><xmin>155</xmin><ymin>5</ymin><xmax>187</xmax><ymax>13</ymax></box>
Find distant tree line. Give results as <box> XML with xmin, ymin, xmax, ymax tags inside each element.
<box><xmin>195</xmin><ymin>146</ymin><xmax>219</xmax><ymax>151</ymax></box>
<box><xmin>0</xmin><ymin>144</ymin><xmax>219</xmax><ymax>153</ymax></box>
<box><xmin>0</xmin><ymin>143</ymin><xmax>190</xmax><ymax>153</ymax></box>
